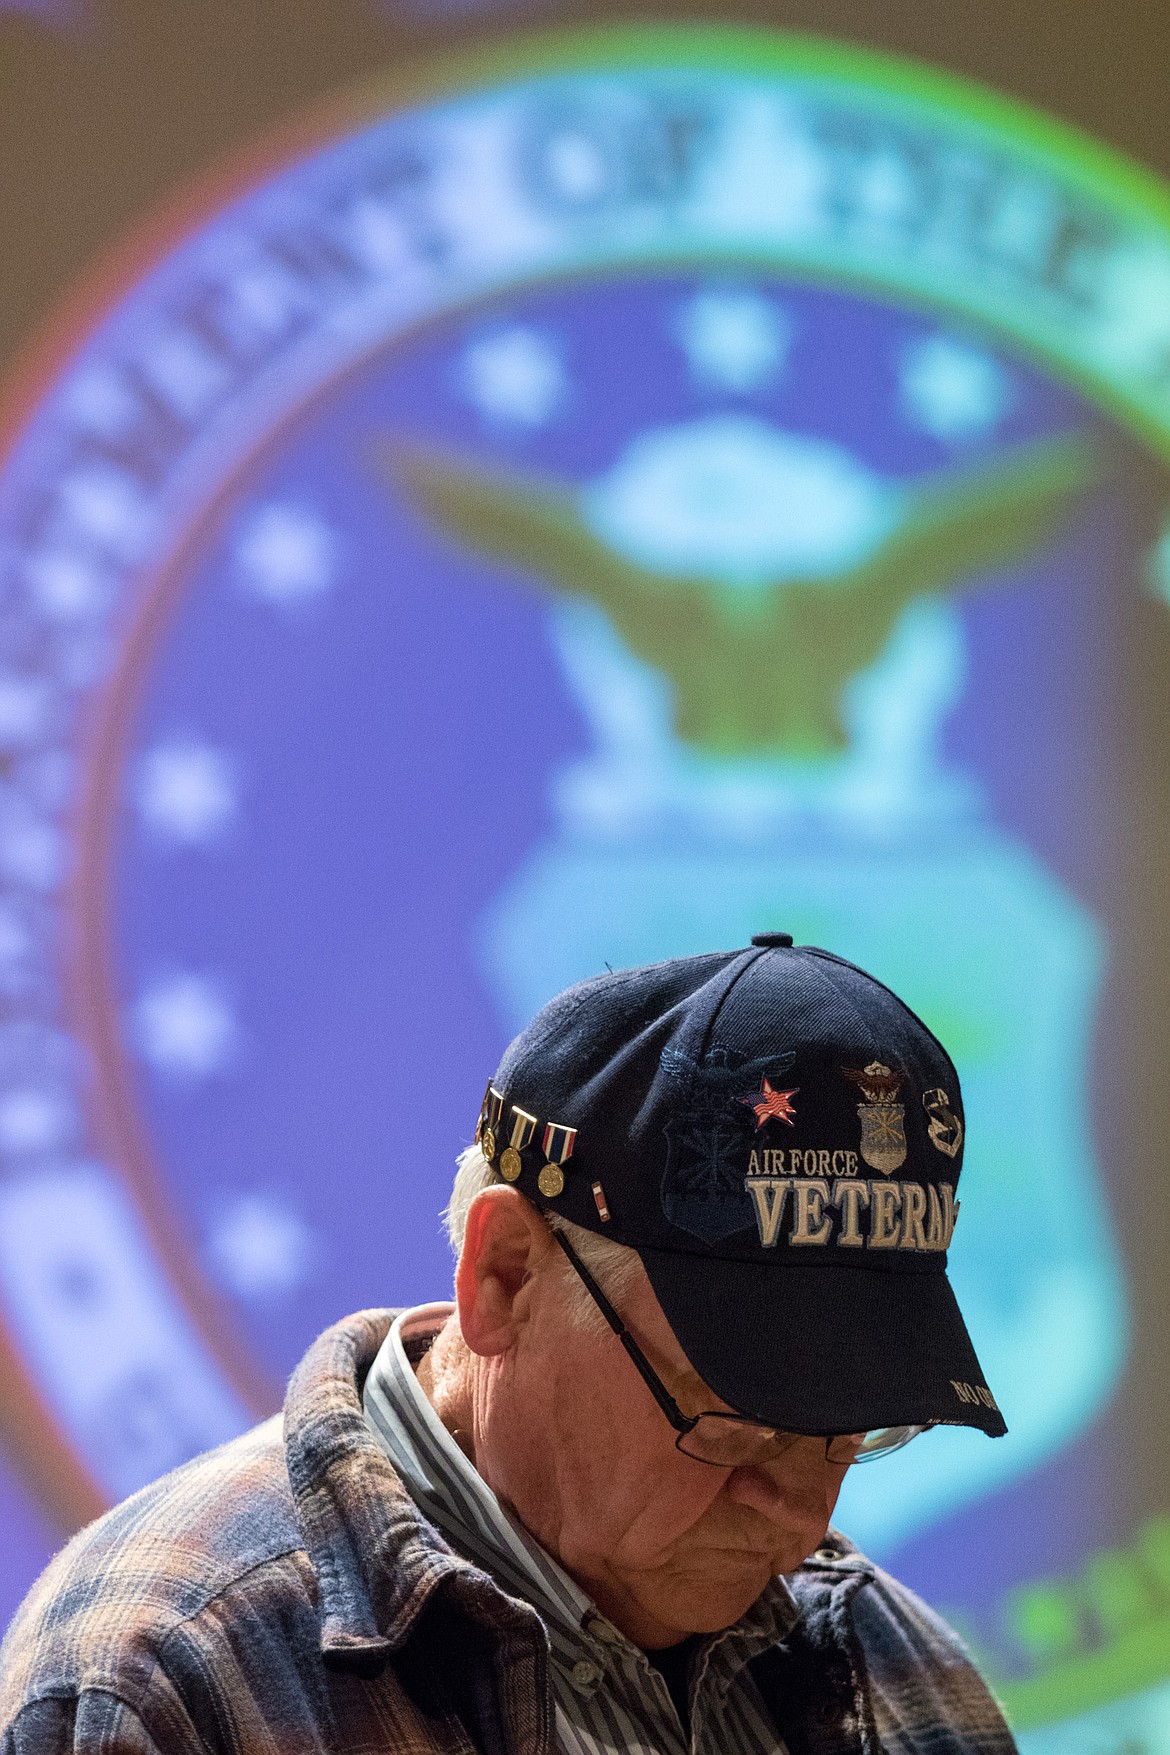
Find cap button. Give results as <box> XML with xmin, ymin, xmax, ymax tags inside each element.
<box><xmin>751</xmin><ymin>932</ymin><xmax>794</xmax><ymax>948</ymax></box>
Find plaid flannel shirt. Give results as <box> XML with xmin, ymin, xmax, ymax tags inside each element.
<box><xmin>0</xmin><ymin>1309</ymin><xmax>1017</xmax><ymax>1755</ymax></box>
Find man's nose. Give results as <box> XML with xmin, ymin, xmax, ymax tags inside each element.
<box><xmin>722</xmin><ymin>1438</ymin><xmax>840</xmax><ymax>1525</ymax></box>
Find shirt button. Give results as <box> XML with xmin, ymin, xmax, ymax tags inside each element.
<box><xmin>588</xmin><ymin>1618</ymin><xmax>621</xmax><ymax>1644</ymax></box>
<box><xmin>570</xmin><ymin>1660</ymin><xmax>600</xmax><ymax>1689</ymax></box>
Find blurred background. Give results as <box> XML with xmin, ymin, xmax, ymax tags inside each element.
<box><xmin>1</xmin><ymin>0</ymin><xmax>1169</xmax><ymax>1746</ymax></box>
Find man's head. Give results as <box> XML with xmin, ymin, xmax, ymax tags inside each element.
<box><xmin>431</xmin><ymin>935</ymin><xmax>1004</xmax><ymax>1644</ymax></box>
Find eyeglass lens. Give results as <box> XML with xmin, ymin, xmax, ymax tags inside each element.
<box><xmin>676</xmin><ymin>1417</ymin><xmax>927</xmax><ymax>1469</ymax></box>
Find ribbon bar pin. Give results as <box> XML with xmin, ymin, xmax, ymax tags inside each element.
<box><xmin>485</xmin><ymin>1087</ymin><xmax>506</xmax><ymax>1130</ymax></box>
<box><xmin>508</xmin><ymin>1107</ymin><xmax>538</xmax><ymax>1152</ymax></box>
<box><xmin>542</xmin><ymin>1122</ymin><xmax>577</xmax><ymax>1165</ymax></box>
<box><xmin>480</xmin><ymin>1086</ymin><xmax>507</xmax><ymax>1163</ymax></box>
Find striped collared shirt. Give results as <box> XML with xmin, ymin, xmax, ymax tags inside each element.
<box><xmin>363</xmin><ymin>1303</ymin><xmax>795</xmax><ymax>1755</ymax></box>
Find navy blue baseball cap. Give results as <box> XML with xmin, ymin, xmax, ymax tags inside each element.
<box><xmin>475</xmin><ymin>935</ymin><xmax>1005</xmax><ymax>1440</ymax></box>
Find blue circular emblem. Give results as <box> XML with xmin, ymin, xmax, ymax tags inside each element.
<box><xmin>2</xmin><ymin>28</ymin><xmax>1170</xmax><ymax>1736</ymax></box>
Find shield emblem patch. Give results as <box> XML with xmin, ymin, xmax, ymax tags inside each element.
<box><xmin>843</xmin><ymin>1062</ymin><xmax>908</xmax><ymax>1174</ymax></box>
<box><xmin>855</xmin><ymin>1099</ymin><xmax>908</xmax><ymax>1174</ymax></box>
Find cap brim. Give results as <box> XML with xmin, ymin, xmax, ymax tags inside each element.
<box><xmin>637</xmin><ymin>1249</ymin><xmax>1006</xmax><ymax>1438</ymax></box>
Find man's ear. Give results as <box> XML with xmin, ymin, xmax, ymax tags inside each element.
<box><xmin>456</xmin><ymin>1185</ymin><xmax>555</xmax><ymax>1357</ymax></box>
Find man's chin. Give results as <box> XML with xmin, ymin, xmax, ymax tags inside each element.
<box><xmin>638</xmin><ymin>1554</ymin><xmax>778</xmax><ymax>1635</ymax></box>
<box><xmin>680</xmin><ymin>1541</ymin><xmax>785</xmax><ymax>1581</ymax></box>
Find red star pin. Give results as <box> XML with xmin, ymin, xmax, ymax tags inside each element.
<box><xmin>739</xmin><ymin>1077</ymin><xmax>799</xmax><ymax>1130</ymax></box>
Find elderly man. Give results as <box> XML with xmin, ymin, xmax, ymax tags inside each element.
<box><xmin>1</xmin><ymin>937</ymin><xmax>1015</xmax><ymax>1754</ymax></box>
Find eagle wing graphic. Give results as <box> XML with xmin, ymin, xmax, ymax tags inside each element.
<box><xmin>375</xmin><ymin>432</ymin><xmax>1095</xmax><ymax>758</ymax></box>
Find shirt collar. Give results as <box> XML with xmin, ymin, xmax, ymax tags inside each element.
<box><xmin>364</xmin><ymin>1303</ymin><xmax>594</xmax><ymax>1646</ymax></box>
<box><xmin>283</xmin><ymin>1308</ymin><xmax>534</xmax><ymax>1671</ymax></box>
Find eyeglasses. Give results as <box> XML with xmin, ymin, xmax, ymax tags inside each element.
<box><xmin>552</xmin><ymin>1230</ymin><xmax>928</xmax><ymax>1470</ymax></box>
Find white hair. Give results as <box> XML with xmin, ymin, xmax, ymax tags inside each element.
<box><xmin>445</xmin><ymin>1143</ymin><xmax>644</xmax><ymax>1334</ymax></box>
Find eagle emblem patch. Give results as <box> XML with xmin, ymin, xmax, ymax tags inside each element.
<box><xmin>842</xmin><ymin>1062</ymin><xmax>908</xmax><ymax>1174</ymax></box>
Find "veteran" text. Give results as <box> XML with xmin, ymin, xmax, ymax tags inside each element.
<box><xmin>744</xmin><ymin>1175</ymin><xmax>958</xmax><ymax>1250</ymax></box>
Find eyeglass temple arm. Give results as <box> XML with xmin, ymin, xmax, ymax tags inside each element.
<box><xmin>551</xmin><ymin>1230</ymin><xmax>696</xmax><ymax>1435</ymax></box>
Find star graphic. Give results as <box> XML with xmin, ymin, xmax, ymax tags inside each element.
<box><xmin>674</xmin><ymin>290</ymin><xmax>792</xmax><ymax>393</ymax></box>
<box><xmin>135</xmin><ymin>740</ymin><xmax>239</xmax><ymax>845</ymax></box>
<box><xmin>738</xmin><ymin>1077</ymin><xmax>799</xmax><ymax>1130</ymax></box>
<box><xmin>133</xmin><ymin>973</ymin><xmax>238</xmax><ymax>1078</ymax></box>
<box><xmin>459</xmin><ymin>325</ymin><xmax>567</xmax><ymax>428</ymax></box>
<box><xmin>899</xmin><ymin>334</ymin><xmax>1012</xmax><ymax>442</ymax></box>
<box><xmin>234</xmin><ymin>502</ymin><xmax>337</xmax><ymax>609</ymax></box>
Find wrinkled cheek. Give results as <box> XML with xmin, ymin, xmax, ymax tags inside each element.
<box><xmin>824</xmin><ymin>1464</ymin><xmax>850</xmax><ymax>1519</ymax></box>
<box><xmin>537</xmin><ymin>1416</ymin><xmax>634</xmax><ymax>1557</ymax></box>
<box><xmin>608</xmin><ymin>1481</ymin><xmax>727</xmax><ymax>1573</ymax></box>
